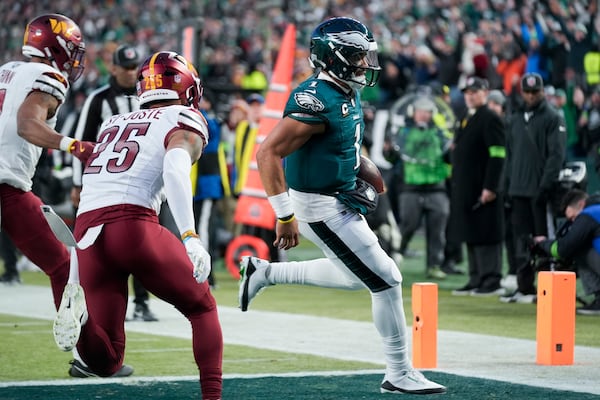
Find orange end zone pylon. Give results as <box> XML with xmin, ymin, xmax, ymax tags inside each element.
<box><xmin>536</xmin><ymin>271</ymin><xmax>576</xmax><ymax>365</ymax></box>
<box><xmin>226</xmin><ymin>23</ymin><xmax>296</xmax><ymax>276</ymax></box>
<box><xmin>412</xmin><ymin>282</ymin><xmax>438</xmax><ymax>369</ymax></box>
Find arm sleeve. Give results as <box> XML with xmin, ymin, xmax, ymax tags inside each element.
<box><xmin>483</xmin><ymin>112</ymin><xmax>506</xmax><ymax>192</ymax></box>
<box><xmin>504</xmin><ymin>117</ymin><xmax>513</xmax><ymax>193</ymax></box>
<box><xmin>554</xmin><ymin>214</ymin><xmax>597</xmax><ymax>260</ymax></box>
<box><xmin>163</xmin><ymin>147</ymin><xmax>196</xmax><ymax>236</ymax></box>
<box><xmin>539</xmin><ymin>113</ymin><xmax>566</xmax><ymax>191</ymax></box>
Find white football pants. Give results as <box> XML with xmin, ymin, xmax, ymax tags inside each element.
<box><xmin>267</xmin><ymin>209</ymin><xmax>412</xmax><ymax>378</ymax></box>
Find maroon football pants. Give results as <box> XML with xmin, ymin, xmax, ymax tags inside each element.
<box><xmin>75</xmin><ymin>205</ymin><xmax>223</xmax><ymax>398</ymax></box>
<box><xmin>0</xmin><ymin>184</ymin><xmax>69</xmax><ymax>309</ymax></box>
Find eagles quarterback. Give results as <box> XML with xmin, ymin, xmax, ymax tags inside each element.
<box><xmin>240</xmin><ymin>17</ymin><xmax>447</xmax><ymax>395</ymax></box>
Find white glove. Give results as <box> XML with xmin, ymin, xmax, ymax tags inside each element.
<box><xmin>184</xmin><ymin>237</ymin><xmax>212</xmax><ymax>283</ymax></box>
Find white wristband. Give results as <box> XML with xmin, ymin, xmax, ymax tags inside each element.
<box><xmin>268</xmin><ymin>192</ymin><xmax>293</xmax><ymax>219</ymax></box>
<box><xmin>59</xmin><ymin>136</ymin><xmax>75</xmax><ymax>152</ymax></box>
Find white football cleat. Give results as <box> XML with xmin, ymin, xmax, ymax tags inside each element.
<box><xmin>54</xmin><ymin>283</ymin><xmax>88</xmax><ymax>351</ymax></box>
<box><xmin>381</xmin><ymin>369</ymin><xmax>447</xmax><ymax>395</ymax></box>
<box><xmin>238</xmin><ymin>256</ymin><xmax>273</xmax><ymax>312</ymax></box>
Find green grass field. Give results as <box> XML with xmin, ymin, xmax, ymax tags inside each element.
<box><xmin>8</xmin><ymin>237</ymin><xmax>599</xmax><ymax>346</ymax></box>
<box><xmin>0</xmin><ymin>234</ymin><xmax>598</xmax><ymax>399</ymax></box>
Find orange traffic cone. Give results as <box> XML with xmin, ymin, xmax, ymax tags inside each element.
<box><xmin>227</xmin><ymin>24</ymin><xmax>297</xmax><ymax>276</ymax></box>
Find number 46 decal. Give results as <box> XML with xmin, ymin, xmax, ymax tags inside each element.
<box><xmin>85</xmin><ymin>122</ymin><xmax>150</xmax><ymax>174</ymax></box>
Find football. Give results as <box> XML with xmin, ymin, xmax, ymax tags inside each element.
<box><xmin>357</xmin><ymin>155</ymin><xmax>385</xmax><ymax>194</ymax></box>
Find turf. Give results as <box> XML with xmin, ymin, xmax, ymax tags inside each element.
<box><xmin>219</xmin><ymin>239</ymin><xmax>599</xmax><ymax>346</ymax></box>
<box><xmin>0</xmin><ymin>372</ymin><xmax>598</xmax><ymax>400</ymax></box>
<box><xmin>1</xmin><ymin>233</ymin><xmax>598</xmax><ymax>399</ymax></box>
<box><xmin>0</xmin><ymin>315</ymin><xmax>381</xmax><ymax>381</ymax></box>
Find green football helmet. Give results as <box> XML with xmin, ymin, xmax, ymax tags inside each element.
<box><xmin>310</xmin><ymin>17</ymin><xmax>381</xmax><ymax>90</ymax></box>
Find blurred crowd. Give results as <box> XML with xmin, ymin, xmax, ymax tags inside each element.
<box><xmin>1</xmin><ymin>1</ymin><xmax>598</xmax><ymax>118</ymax></box>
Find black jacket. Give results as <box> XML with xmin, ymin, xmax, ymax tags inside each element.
<box><xmin>449</xmin><ymin>105</ymin><xmax>506</xmax><ymax>244</ymax></box>
<box><xmin>506</xmin><ymin>99</ymin><xmax>566</xmax><ymax>198</ymax></box>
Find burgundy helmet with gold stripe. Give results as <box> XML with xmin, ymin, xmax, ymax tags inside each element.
<box><xmin>136</xmin><ymin>51</ymin><xmax>203</xmax><ymax>109</ymax></box>
<box><xmin>22</xmin><ymin>13</ymin><xmax>86</xmax><ymax>83</ymax></box>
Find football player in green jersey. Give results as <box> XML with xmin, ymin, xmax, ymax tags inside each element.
<box><xmin>240</xmin><ymin>17</ymin><xmax>446</xmax><ymax>395</ymax></box>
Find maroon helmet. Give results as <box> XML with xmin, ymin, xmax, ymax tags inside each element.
<box><xmin>22</xmin><ymin>14</ymin><xmax>85</xmax><ymax>83</ymax></box>
<box><xmin>136</xmin><ymin>51</ymin><xmax>203</xmax><ymax>109</ymax></box>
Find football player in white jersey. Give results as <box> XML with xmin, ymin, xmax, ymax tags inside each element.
<box><xmin>57</xmin><ymin>51</ymin><xmax>222</xmax><ymax>399</ymax></box>
<box><xmin>0</xmin><ymin>14</ymin><xmax>92</xmax><ymax>308</ymax></box>
<box><xmin>240</xmin><ymin>17</ymin><xmax>446</xmax><ymax>395</ymax></box>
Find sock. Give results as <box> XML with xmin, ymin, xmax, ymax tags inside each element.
<box><xmin>371</xmin><ymin>285</ymin><xmax>412</xmax><ymax>380</ymax></box>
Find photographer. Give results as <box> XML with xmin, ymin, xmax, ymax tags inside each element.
<box><xmin>534</xmin><ymin>189</ymin><xmax>600</xmax><ymax>315</ymax></box>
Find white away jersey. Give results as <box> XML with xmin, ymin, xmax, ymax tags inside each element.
<box><xmin>78</xmin><ymin>105</ymin><xmax>209</xmax><ymax>215</ymax></box>
<box><xmin>0</xmin><ymin>61</ymin><xmax>69</xmax><ymax>191</ymax></box>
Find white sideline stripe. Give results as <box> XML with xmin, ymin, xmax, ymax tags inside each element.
<box><xmin>268</xmin><ymin>83</ymin><xmax>288</xmax><ymax>92</ymax></box>
<box><xmin>127</xmin><ymin>348</ymin><xmax>190</xmax><ymax>353</ymax></box>
<box><xmin>0</xmin><ymin>285</ymin><xmax>599</xmax><ymax>395</ymax></box>
<box><xmin>0</xmin><ymin>321</ymin><xmax>47</xmax><ymax>327</ymax></box>
<box><xmin>0</xmin><ymin>369</ymin><xmax>385</xmax><ymax>388</ymax></box>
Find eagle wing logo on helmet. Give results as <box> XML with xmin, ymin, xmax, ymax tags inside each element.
<box><xmin>329</xmin><ymin>31</ymin><xmax>369</xmax><ymax>50</ymax></box>
<box><xmin>294</xmin><ymin>91</ymin><xmax>325</xmax><ymax>112</ymax></box>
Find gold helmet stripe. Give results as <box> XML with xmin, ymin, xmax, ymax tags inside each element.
<box><xmin>147</xmin><ymin>52</ymin><xmax>161</xmax><ymax>90</ymax></box>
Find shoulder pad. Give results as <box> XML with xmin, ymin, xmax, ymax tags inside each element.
<box><xmin>32</xmin><ymin>71</ymin><xmax>69</xmax><ymax>104</ymax></box>
<box><xmin>292</xmin><ymin>90</ymin><xmax>325</xmax><ymax>113</ymax></box>
<box><xmin>178</xmin><ymin>107</ymin><xmax>209</xmax><ymax>146</ymax></box>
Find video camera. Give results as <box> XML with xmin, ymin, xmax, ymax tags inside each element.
<box><xmin>526</xmin><ymin>229</ymin><xmax>575</xmax><ymax>272</ymax></box>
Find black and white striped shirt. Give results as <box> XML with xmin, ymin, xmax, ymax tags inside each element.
<box><xmin>72</xmin><ymin>76</ymin><xmax>139</xmax><ymax>186</ymax></box>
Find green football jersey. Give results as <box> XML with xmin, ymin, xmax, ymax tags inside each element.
<box><xmin>283</xmin><ymin>76</ymin><xmax>363</xmax><ymax>194</ymax></box>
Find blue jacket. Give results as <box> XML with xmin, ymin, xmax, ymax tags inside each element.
<box><xmin>194</xmin><ymin>110</ymin><xmax>223</xmax><ymax>200</ymax></box>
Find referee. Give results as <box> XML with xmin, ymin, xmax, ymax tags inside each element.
<box><xmin>70</xmin><ymin>44</ymin><xmax>159</xmax><ymax>322</ymax></box>
<box><xmin>71</xmin><ymin>44</ymin><xmax>140</xmax><ymax>198</ymax></box>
